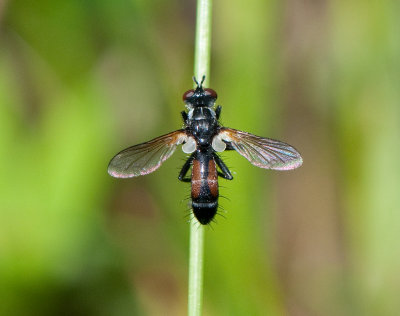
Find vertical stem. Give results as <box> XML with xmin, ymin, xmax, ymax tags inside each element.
<box><xmin>193</xmin><ymin>0</ymin><xmax>212</xmax><ymax>86</ymax></box>
<box><xmin>188</xmin><ymin>1</ymin><xmax>212</xmax><ymax>315</ymax></box>
<box><xmin>188</xmin><ymin>224</ymin><xmax>205</xmax><ymax>316</ymax></box>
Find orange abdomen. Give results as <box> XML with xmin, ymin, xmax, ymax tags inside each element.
<box><xmin>191</xmin><ymin>153</ymin><xmax>219</xmax><ymax>224</ymax></box>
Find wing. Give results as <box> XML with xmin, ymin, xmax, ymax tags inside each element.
<box><xmin>108</xmin><ymin>130</ymin><xmax>187</xmax><ymax>178</ymax></box>
<box><xmin>218</xmin><ymin>128</ymin><xmax>303</xmax><ymax>170</ymax></box>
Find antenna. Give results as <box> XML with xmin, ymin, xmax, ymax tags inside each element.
<box><xmin>192</xmin><ymin>75</ymin><xmax>206</xmax><ymax>88</ymax></box>
<box><xmin>200</xmin><ymin>75</ymin><xmax>206</xmax><ymax>87</ymax></box>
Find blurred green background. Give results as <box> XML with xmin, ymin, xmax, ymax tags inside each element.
<box><xmin>1</xmin><ymin>0</ymin><xmax>399</xmax><ymax>315</ymax></box>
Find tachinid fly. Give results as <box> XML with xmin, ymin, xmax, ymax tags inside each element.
<box><xmin>108</xmin><ymin>76</ymin><xmax>303</xmax><ymax>224</ymax></box>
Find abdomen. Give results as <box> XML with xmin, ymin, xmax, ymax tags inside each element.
<box><xmin>191</xmin><ymin>151</ymin><xmax>219</xmax><ymax>224</ymax></box>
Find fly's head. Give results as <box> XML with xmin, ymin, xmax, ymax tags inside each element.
<box><xmin>183</xmin><ymin>76</ymin><xmax>217</xmax><ymax>109</ymax></box>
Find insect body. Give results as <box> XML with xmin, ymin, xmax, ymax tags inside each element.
<box><xmin>108</xmin><ymin>76</ymin><xmax>302</xmax><ymax>224</ymax></box>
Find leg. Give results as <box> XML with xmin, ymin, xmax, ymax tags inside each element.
<box><xmin>218</xmin><ymin>171</ymin><xmax>230</xmax><ymax>178</ymax></box>
<box><xmin>178</xmin><ymin>153</ymin><xmax>195</xmax><ymax>182</ymax></box>
<box><xmin>215</xmin><ymin>105</ymin><xmax>222</xmax><ymax>120</ymax></box>
<box><xmin>213</xmin><ymin>153</ymin><xmax>233</xmax><ymax>180</ymax></box>
<box><xmin>181</xmin><ymin>111</ymin><xmax>188</xmax><ymax>123</ymax></box>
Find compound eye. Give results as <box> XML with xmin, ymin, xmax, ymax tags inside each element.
<box><xmin>204</xmin><ymin>88</ymin><xmax>217</xmax><ymax>99</ymax></box>
<box><xmin>182</xmin><ymin>89</ymin><xmax>195</xmax><ymax>101</ymax></box>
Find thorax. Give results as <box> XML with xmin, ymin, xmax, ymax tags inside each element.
<box><xmin>187</xmin><ymin>107</ymin><xmax>218</xmax><ymax>147</ymax></box>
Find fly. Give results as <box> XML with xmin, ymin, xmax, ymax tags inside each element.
<box><xmin>108</xmin><ymin>76</ymin><xmax>303</xmax><ymax>225</ymax></box>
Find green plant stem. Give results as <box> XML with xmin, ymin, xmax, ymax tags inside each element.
<box><xmin>188</xmin><ymin>1</ymin><xmax>212</xmax><ymax>315</ymax></box>
<box><xmin>193</xmin><ymin>0</ymin><xmax>212</xmax><ymax>86</ymax></box>
<box><xmin>188</xmin><ymin>223</ymin><xmax>205</xmax><ymax>316</ymax></box>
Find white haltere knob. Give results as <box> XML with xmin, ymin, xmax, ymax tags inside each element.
<box><xmin>182</xmin><ymin>137</ymin><xmax>197</xmax><ymax>153</ymax></box>
<box><xmin>212</xmin><ymin>134</ymin><xmax>226</xmax><ymax>152</ymax></box>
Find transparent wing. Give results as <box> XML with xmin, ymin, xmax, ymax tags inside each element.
<box><xmin>219</xmin><ymin>128</ymin><xmax>303</xmax><ymax>170</ymax></box>
<box><xmin>108</xmin><ymin>130</ymin><xmax>187</xmax><ymax>178</ymax></box>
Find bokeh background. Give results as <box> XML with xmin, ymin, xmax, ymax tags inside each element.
<box><xmin>1</xmin><ymin>0</ymin><xmax>399</xmax><ymax>315</ymax></box>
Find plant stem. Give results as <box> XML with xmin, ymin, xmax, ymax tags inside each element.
<box><xmin>193</xmin><ymin>0</ymin><xmax>212</xmax><ymax>86</ymax></box>
<box><xmin>188</xmin><ymin>1</ymin><xmax>212</xmax><ymax>315</ymax></box>
<box><xmin>188</xmin><ymin>223</ymin><xmax>205</xmax><ymax>316</ymax></box>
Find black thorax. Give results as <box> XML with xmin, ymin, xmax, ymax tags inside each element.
<box><xmin>187</xmin><ymin>107</ymin><xmax>219</xmax><ymax>148</ymax></box>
